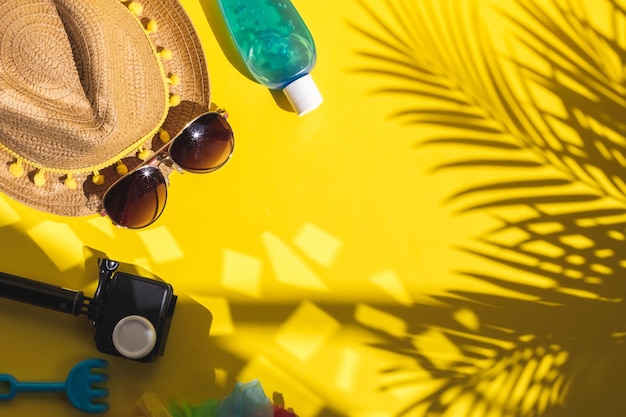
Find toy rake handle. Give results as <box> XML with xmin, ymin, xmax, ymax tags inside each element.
<box><xmin>0</xmin><ymin>374</ymin><xmax>65</xmax><ymax>400</ymax></box>
<box><xmin>0</xmin><ymin>270</ymin><xmax>85</xmax><ymax>316</ymax></box>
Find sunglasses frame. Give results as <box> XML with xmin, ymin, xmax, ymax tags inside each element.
<box><xmin>99</xmin><ymin>110</ymin><xmax>234</xmax><ymax>228</ymax></box>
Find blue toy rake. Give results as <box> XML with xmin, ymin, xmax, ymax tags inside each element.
<box><xmin>0</xmin><ymin>358</ymin><xmax>109</xmax><ymax>413</ymax></box>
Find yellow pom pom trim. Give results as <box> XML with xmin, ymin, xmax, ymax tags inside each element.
<box><xmin>64</xmin><ymin>175</ymin><xmax>77</xmax><ymax>190</ymax></box>
<box><xmin>9</xmin><ymin>160</ymin><xmax>24</xmax><ymax>178</ymax></box>
<box><xmin>128</xmin><ymin>1</ymin><xmax>143</xmax><ymax>15</ymax></box>
<box><xmin>159</xmin><ymin>129</ymin><xmax>170</xmax><ymax>143</ymax></box>
<box><xmin>169</xmin><ymin>94</ymin><xmax>181</xmax><ymax>107</ymax></box>
<box><xmin>146</xmin><ymin>20</ymin><xmax>158</xmax><ymax>33</ymax></box>
<box><xmin>34</xmin><ymin>170</ymin><xmax>46</xmax><ymax>187</ymax></box>
<box><xmin>168</xmin><ymin>74</ymin><xmax>180</xmax><ymax>86</ymax></box>
<box><xmin>159</xmin><ymin>48</ymin><xmax>173</xmax><ymax>60</ymax></box>
<box><xmin>92</xmin><ymin>171</ymin><xmax>105</xmax><ymax>185</ymax></box>
<box><xmin>137</xmin><ymin>148</ymin><xmax>152</xmax><ymax>161</ymax></box>
<box><xmin>116</xmin><ymin>161</ymin><xmax>129</xmax><ymax>176</ymax></box>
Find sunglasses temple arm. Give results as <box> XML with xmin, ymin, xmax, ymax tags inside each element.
<box><xmin>0</xmin><ymin>270</ymin><xmax>88</xmax><ymax>316</ymax></box>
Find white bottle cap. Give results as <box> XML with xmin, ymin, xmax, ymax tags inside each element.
<box><xmin>112</xmin><ymin>315</ymin><xmax>157</xmax><ymax>360</ymax></box>
<box><xmin>283</xmin><ymin>74</ymin><xmax>323</xmax><ymax>116</ymax></box>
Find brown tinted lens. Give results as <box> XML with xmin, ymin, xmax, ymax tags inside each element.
<box><xmin>169</xmin><ymin>112</ymin><xmax>234</xmax><ymax>173</ymax></box>
<box><xmin>102</xmin><ymin>166</ymin><xmax>167</xmax><ymax>229</ymax></box>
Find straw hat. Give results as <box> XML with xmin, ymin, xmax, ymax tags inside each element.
<box><xmin>0</xmin><ymin>0</ymin><xmax>210</xmax><ymax>216</ymax></box>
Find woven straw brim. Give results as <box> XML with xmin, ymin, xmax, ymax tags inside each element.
<box><xmin>0</xmin><ymin>0</ymin><xmax>210</xmax><ymax>217</ymax></box>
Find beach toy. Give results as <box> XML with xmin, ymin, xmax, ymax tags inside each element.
<box><xmin>0</xmin><ymin>358</ymin><xmax>109</xmax><ymax>413</ymax></box>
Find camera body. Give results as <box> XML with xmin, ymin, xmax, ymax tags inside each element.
<box><xmin>0</xmin><ymin>258</ymin><xmax>177</xmax><ymax>363</ymax></box>
<box><xmin>93</xmin><ymin>270</ymin><xmax>177</xmax><ymax>362</ymax></box>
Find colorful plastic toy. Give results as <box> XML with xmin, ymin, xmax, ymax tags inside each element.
<box><xmin>0</xmin><ymin>358</ymin><xmax>109</xmax><ymax>414</ymax></box>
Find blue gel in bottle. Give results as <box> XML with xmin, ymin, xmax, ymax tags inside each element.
<box><xmin>217</xmin><ymin>0</ymin><xmax>323</xmax><ymax>115</ymax></box>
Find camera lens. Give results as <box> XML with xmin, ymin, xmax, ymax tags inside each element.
<box><xmin>111</xmin><ymin>315</ymin><xmax>157</xmax><ymax>359</ymax></box>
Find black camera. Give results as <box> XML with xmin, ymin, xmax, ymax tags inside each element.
<box><xmin>0</xmin><ymin>258</ymin><xmax>177</xmax><ymax>362</ymax></box>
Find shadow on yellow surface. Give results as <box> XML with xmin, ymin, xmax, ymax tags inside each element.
<box><xmin>343</xmin><ymin>0</ymin><xmax>626</xmax><ymax>415</ymax></box>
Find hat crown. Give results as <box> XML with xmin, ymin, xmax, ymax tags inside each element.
<box><xmin>0</xmin><ymin>0</ymin><xmax>168</xmax><ymax>172</ymax></box>
<box><xmin>10</xmin><ymin>12</ymin><xmax>83</xmax><ymax>99</ymax></box>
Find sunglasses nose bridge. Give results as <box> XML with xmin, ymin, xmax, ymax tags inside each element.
<box><xmin>145</xmin><ymin>146</ymin><xmax>172</xmax><ymax>166</ymax></box>
<box><xmin>144</xmin><ymin>147</ymin><xmax>180</xmax><ymax>183</ymax></box>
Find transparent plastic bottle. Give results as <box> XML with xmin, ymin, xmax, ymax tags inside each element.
<box><xmin>217</xmin><ymin>0</ymin><xmax>323</xmax><ymax>116</ymax></box>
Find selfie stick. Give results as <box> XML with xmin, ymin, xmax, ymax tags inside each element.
<box><xmin>0</xmin><ymin>271</ymin><xmax>92</xmax><ymax>316</ymax></box>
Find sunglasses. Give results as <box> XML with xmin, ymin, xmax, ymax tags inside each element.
<box><xmin>100</xmin><ymin>111</ymin><xmax>234</xmax><ymax>229</ymax></box>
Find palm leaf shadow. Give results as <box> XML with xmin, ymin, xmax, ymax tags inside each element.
<box><xmin>498</xmin><ymin>0</ymin><xmax>626</xmax><ymax>202</ymax></box>
<box><xmin>350</xmin><ymin>0</ymin><xmax>626</xmax><ymax>416</ymax></box>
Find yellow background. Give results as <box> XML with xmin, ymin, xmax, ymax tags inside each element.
<box><xmin>1</xmin><ymin>0</ymin><xmax>624</xmax><ymax>416</ymax></box>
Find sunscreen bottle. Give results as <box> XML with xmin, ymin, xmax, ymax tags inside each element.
<box><xmin>217</xmin><ymin>0</ymin><xmax>323</xmax><ymax>116</ymax></box>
